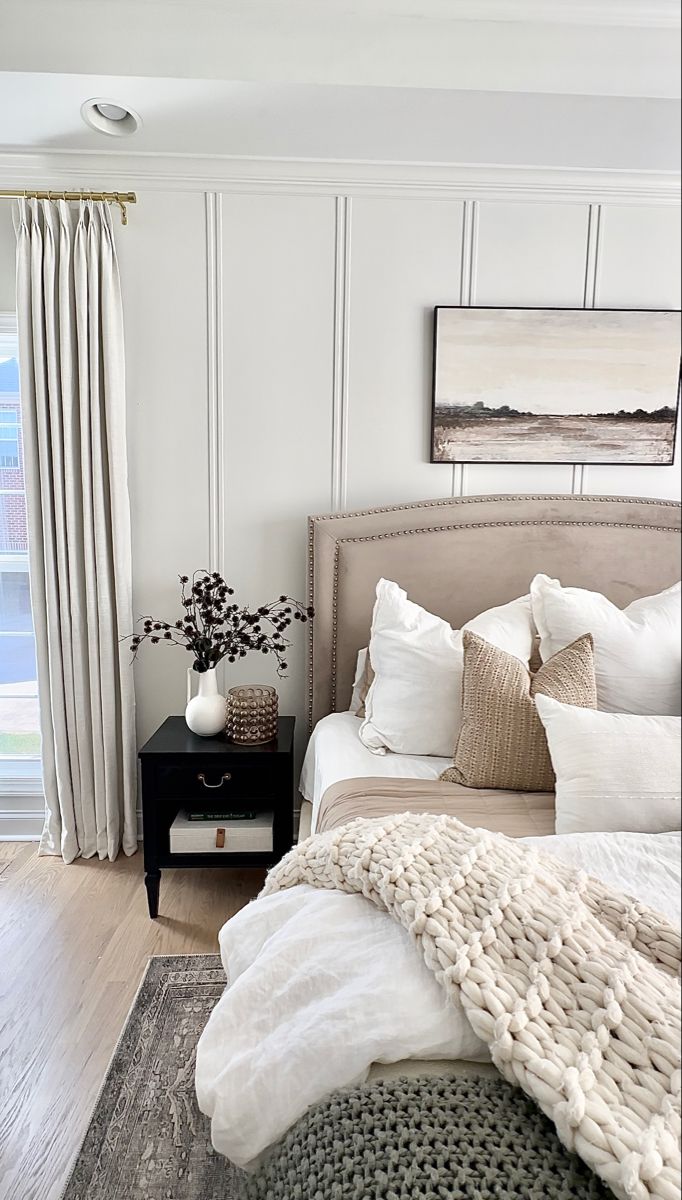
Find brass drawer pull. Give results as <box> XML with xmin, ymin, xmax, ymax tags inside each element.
<box><xmin>197</xmin><ymin>772</ymin><xmax>232</xmax><ymax>789</ymax></box>
<box><xmin>216</xmin><ymin>828</ymin><xmax>226</xmax><ymax>849</ymax></box>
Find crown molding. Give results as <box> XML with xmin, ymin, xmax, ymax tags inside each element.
<box><xmin>0</xmin><ymin>152</ymin><xmax>679</xmax><ymax>205</ymax></box>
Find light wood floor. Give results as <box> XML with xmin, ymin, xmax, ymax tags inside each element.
<box><xmin>0</xmin><ymin>842</ymin><xmax>264</xmax><ymax>1200</ymax></box>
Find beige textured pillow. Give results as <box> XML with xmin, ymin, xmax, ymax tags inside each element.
<box><xmin>440</xmin><ymin>631</ymin><xmax>597</xmax><ymax>792</ymax></box>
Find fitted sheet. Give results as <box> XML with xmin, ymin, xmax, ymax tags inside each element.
<box><xmin>299</xmin><ymin>711</ymin><xmax>451</xmax><ymax>833</ymax></box>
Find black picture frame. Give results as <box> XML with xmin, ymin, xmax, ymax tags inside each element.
<box><xmin>430</xmin><ymin>305</ymin><xmax>681</xmax><ymax>467</ymax></box>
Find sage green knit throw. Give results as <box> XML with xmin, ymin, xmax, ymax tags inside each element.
<box><xmin>245</xmin><ymin>1073</ymin><xmax>614</xmax><ymax>1200</ymax></box>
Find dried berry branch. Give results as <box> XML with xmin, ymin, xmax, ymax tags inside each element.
<box><xmin>126</xmin><ymin>571</ymin><xmax>313</xmax><ymax>676</ymax></box>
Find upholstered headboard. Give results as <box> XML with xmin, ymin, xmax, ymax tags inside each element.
<box><xmin>307</xmin><ymin>494</ymin><xmax>681</xmax><ymax>730</ymax></box>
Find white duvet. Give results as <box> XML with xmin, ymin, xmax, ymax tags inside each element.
<box><xmin>195</xmin><ymin>829</ymin><xmax>681</xmax><ymax>1168</ymax></box>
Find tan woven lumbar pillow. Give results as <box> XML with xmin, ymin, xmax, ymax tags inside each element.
<box><xmin>440</xmin><ymin>631</ymin><xmax>597</xmax><ymax>792</ymax></box>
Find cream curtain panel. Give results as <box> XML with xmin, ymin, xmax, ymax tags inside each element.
<box><xmin>15</xmin><ymin>198</ymin><xmax>137</xmax><ymax>862</ymax></box>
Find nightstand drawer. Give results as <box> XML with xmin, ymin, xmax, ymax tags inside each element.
<box><xmin>156</xmin><ymin>763</ymin><xmax>278</xmax><ymax>800</ymax></box>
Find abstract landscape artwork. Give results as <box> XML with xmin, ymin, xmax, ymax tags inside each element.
<box><xmin>431</xmin><ymin>307</ymin><xmax>681</xmax><ymax>464</ymax></box>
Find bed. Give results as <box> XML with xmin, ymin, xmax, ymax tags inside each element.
<box><xmin>300</xmin><ymin>492</ymin><xmax>681</xmax><ymax>838</ymax></box>
<box><xmin>196</xmin><ymin>493</ymin><xmax>682</xmax><ymax>1186</ymax></box>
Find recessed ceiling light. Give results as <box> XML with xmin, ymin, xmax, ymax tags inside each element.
<box><xmin>95</xmin><ymin>102</ymin><xmax>129</xmax><ymax>122</ymax></box>
<box><xmin>80</xmin><ymin>98</ymin><xmax>141</xmax><ymax>137</ymax></box>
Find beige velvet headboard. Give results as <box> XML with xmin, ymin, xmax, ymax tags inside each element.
<box><xmin>307</xmin><ymin>493</ymin><xmax>681</xmax><ymax>730</ymax></box>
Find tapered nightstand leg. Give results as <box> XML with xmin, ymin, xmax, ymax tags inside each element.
<box><xmin>145</xmin><ymin>870</ymin><xmax>161</xmax><ymax>918</ymax></box>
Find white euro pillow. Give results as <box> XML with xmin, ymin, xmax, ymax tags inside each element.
<box><xmin>349</xmin><ymin>648</ymin><xmax>369</xmax><ymax>714</ymax></box>
<box><xmin>536</xmin><ymin>693</ymin><xmax>681</xmax><ymax>835</ymax></box>
<box><xmin>530</xmin><ymin>574</ymin><xmax>681</xmax><ymax>716</ymax></box>
<box><xmin>359</xmin><ymin>579</ymin><xmax>535</xmax><ymax>757</ymax></box>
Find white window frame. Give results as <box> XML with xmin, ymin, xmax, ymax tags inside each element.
<box><xmin>0</xmin><ymin>311</ymin><xmax>43</xmax><ymax>802</ymax></box>
<box><xmin>0</xmin><ymin>312</ymin><xmax>17</xmax><ymax>357</ymax></box>
<box><xmin>0</xmin><ymin>409</ymin><xmax>20</xmax><ymax>467</ymax></box>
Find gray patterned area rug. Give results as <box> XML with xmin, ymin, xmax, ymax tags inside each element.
<box><xmin>61</xmin><ymin>954</ymin><xmax>246</xmax><ymax>1200</ymax></box>
<box><xmin>62</xmin><ymin>953</ymin><xmax>614</xmax><ymax>1200</ymax></box>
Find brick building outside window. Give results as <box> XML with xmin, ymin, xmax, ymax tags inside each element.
<box><xmin>0</xmin><ymin>348</ymin><xmax>40</xmax><ymax>760</ymax></box>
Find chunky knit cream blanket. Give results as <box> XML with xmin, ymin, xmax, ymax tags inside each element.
<box><xmin>262</xmin><ymin>813</ymin><xmax>681</xmax><ymax>1200</ymax></box>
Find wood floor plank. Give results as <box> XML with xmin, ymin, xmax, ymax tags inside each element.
<box><xmin>0</xmin><ymin>844</ymin><xmax>263</xmax><ymax>1200</ymax></box>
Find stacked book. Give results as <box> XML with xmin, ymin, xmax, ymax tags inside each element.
<box><xmin>169</xmin><ymin>809</ymin><xmax>274</xmax><ymax>854</ymax></box>
<box><xmin>186</xmin><ymin>809</ymin><xmax>258</xmax><ymax>822</ymax></box>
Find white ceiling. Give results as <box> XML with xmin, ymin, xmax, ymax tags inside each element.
<box><xmin>0</xmin><ymin>73</ymin><xmax>679</xmax><ymax>172</ymax></box>
<box><xmin>0</xmin><ymin>0</ymin><xmax>678</xmax><ymax>168</ymax></box>
<box><xmin>1</xmin><ymin>0</ymin><xmax>679</xmax><ymax>97</ymax></box>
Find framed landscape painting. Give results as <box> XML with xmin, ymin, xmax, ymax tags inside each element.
<box><xmin>431</xmin><ymin>307</ymin><xmax>681</xmax><ymax>465</ymax></box>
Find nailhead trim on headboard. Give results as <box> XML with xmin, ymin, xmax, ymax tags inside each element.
<box><xmin>307</xmin><ymin>495</ymin><xmax>682</xmax><ymax>731</ymax></box>
<box><xmin>307</xmin><ymin>515</ymin><xmax>316</xmax><ymax>740</ymax></box>
<box><xmin>311</xmin><ymin>493</ymin><xmax>680</xmax><ymax>524</ymax></box>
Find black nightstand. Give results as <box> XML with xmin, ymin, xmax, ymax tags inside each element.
<box><xmin>138</xmin><ymin>715</ymin><xmax>295</xmax><ymax>918</ymax></box>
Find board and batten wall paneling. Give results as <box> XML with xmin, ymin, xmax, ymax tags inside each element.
<box><xmin>345</xmin><ymin>197</ymin><xmax>462</xmax><ymax>509</ymax></box>
<box><xmin>219</xmin><ymin>193</ymin><xmax>336</xmax><ymax>750</ymax></box>
<box><xmin>463</xmin><ymin>201</ymin><xmax>592</xmax><ymax>497</ymax></box>
<box><xmin>0</xmin><ymin>165</ymin><xmax>680</xmax><ymax>847</ymax></box>
<box><xmin>595</xmin><ymin>205</ymin><xmax>682</xmax><ymax>310</ymax></box>
<box><xmin>584</xmin><ymin>204</ymin><xmax>682</xmax><ymax>499</ymax></box>
<box><xmin>117</xmin><ymin>191</ymin><xmax>210</xmax><ymax>745</ymax></box>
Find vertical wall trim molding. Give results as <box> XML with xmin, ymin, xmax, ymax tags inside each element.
<box><xmin>572</xmin><ymin>464</ymin><xmax>586</xmax><ymax>492</ymax></box>
<box><xmin>576</xmin><ymin>202</ymin><xmax>603</xmax><ymax>495</ymax></box>
<box><xmin>453</xmin><ymin>199</ymin><xmax>479</xmax><ymax>497</ymax></box>
<box><xmin>332</xmin><ymin>195</ymin><xmax>352</xmax><ymax>511</ymax></box>
<box><xmin>206</xmin><ymin>191</ymin><xmax>225</xmax><ymax>570</ymax></box>
<box><xmin>583</xmin><ymin>202</ymin><xmax>603</xmax><ymax>310</ymax></box>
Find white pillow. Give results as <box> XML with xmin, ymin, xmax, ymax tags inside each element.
<box><xmin>359</xmin><ymin>579</ymin><xmax>535</xmax><ymax>757</ymax></box>
<box><xmin>531</xmin><ymin>574</ymin><xmax>681</xmax><ymax>716</ymax></box>
<box><xmin>349</xmin><ymin>648</ymin><xmax>368</xmax><ymax>714</ymax></box>
<box><xmin>536</xmin><ymin>694</ymin><xmax>681</xmax><ymax>835</ymax></box>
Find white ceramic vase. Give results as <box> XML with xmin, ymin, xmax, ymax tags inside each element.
<box><xmin>185</xmin><ymin>667</ymin><xmax>226</xmax><ymax>737</ymax></box>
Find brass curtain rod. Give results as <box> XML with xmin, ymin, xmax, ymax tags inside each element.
<box><xmin>0</xmin><ymin>189</ymin><xmax>137</xmax><ymax>225</ymax></box>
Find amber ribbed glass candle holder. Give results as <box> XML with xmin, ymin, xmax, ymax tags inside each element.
<box><xmin>226</xmin><ymin>685</ymin><xmax>278</xmax><ymax>745</ymax></box>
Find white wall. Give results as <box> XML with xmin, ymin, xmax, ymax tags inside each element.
<box><xmin>0</xmin><ymin>160</ymin><xmax>680</xmax><ymax>820</ymax></box>
<box><xmin>116</xmin><ymin>192</ymin><xmax>211</xmax><ymax>760</ymax></box>
<box><xmin>119</xmin><ymin>167</ymin><xmax>681</xmax><ymax>757</ymax></box>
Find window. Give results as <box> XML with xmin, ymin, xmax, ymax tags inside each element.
<box><xmin>0</xmin><ymin>410</ymin><xmax>20</xmax><ymax>468</ymax></box>
<box><xmin>0</xmin><ymin>316</ymin><xmax>41</xmax><ymax>777</ymax></box>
